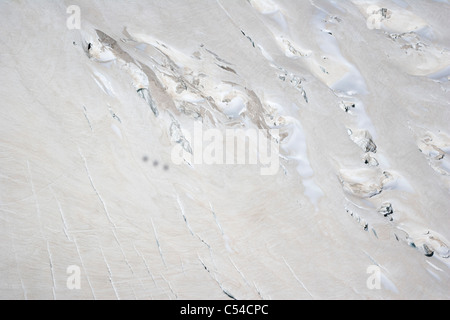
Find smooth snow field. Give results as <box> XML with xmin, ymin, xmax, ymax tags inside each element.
<box><xmin>0</xmin><ymin>0</ymin><xmax>449</xmax><ymax>300</ymax></box>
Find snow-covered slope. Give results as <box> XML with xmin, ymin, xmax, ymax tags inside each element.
<box><xmin>0</xmin><ymin>0</ymin><xmax>449</xmax><ymax>299</ymax></box>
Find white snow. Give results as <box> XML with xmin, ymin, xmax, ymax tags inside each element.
<box><xmin>0</xmin><ymin>0</ymin><xmax>449</xmax><ymax>300</ymax></box>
